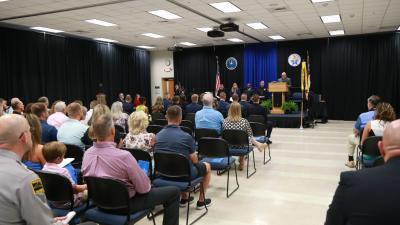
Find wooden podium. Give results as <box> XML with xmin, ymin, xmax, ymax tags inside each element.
<box><xmin>268</xmin><ymin>82</ymin><xmax>288</xmax><ymax>114</ymax></box>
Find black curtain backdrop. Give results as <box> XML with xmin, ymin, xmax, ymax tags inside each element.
<box><xmin>0</xmin><ymin>27</ymin><xmax>151</xmax><ymax>107</ymax></box>
<box><xmin>278</xmin><ymin>32</ymin><xmax>400</xmax><ymax>120</ymax></box>
<box><xmin>173</xmin><ymin>44</ymin><xmax>243</xmax><ymax>94</ymax></box>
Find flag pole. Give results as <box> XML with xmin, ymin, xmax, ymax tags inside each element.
<box><xmin>300</xmin><ymin>60</ymin><xmax>305</xmax><ymax>130</ymax></box>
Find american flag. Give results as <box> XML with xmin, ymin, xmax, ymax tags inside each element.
<box><xmin>215</xmin><ymin>56</ymin><xmax>220</xmax><ymax>95</ymax></box>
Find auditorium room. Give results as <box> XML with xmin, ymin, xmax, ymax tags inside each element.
<box><xmin>1</xmin><ymin>0</ymin><xmax>400</xmax><ymax>225</ymax></box>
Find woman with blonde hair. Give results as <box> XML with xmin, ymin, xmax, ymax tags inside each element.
<box><xmin>223</xmin><ymin>102</ymin><xmax>267</xmax><ymax>170</ymax></box>
<box><xmin>111</xmin><ymin>101</ymin><xmax>129</xmax><ymax>130</ymax></box>
<box><xmin>123</xmin><ymin>111</ymin><xmax>155</xmax><ymax>154</ymax></box>
<box><xmin>151</xmin><ymin>96</ymin><xmax>165</xmax><ymax>121</ymax></box>
<box><xmin>22</xmin><ymin>114</ymin><xmax>46</xmax><ymax>170</ymax></box>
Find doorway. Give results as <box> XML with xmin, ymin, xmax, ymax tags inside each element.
<box><xmin>161</xmin><ymin>78</ymin><xmax>174</xmax><ymax>98</ymax></box>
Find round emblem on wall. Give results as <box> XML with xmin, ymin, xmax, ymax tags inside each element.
<box><xmin>226</xmin><ymin>57</ymin><xmax>238</xmax><ymax>70</ymax></box>
<box><xmin>288</xmin><ymin>53</ymin><xmax>301</xmax><ymax>67</ymax></box>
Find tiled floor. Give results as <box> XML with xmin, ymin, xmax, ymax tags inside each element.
<box><xmin>138</xmin><ymin>120</ymin><xmax>354</xmax><ymax>225</ymax></box>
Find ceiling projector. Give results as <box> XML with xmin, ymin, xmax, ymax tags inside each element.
<box><xmin>207</xmin><ymin>29</ymin><xmax>224</xmax><ymax>38</ymax></box>
<box><xmin>220</xmin><ymin>22</ymin><xmax>239</xmax><ymax>32</ymax></box>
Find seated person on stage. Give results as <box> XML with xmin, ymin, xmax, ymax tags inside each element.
<box><xmin>123</xmin><ymin>111</ymin><xmax>155</xmax><ymax>155</ymax></box>
<box><xmin>42</xmin><ymin>141</ymin><xmax>87</xmax><ymax>208</ymax></box>
<box><xmin>82</xmin><ymin>113</ymin><xmax>180</xmax><ymax>225</ymax></box>
<box><xmin>185</xmin><ymin>94</ymin><xmax>203</xmax><ymax>114</ymax></box>
<box><xmin>239</xmin><ymin>93</ymin><xmax>251</xmax><ymax>118</ymax></box>
<box><xmin>31</xmin><ymin>103</ymin><xmax>58</xmax><ymax>144</ymax></box>
<box><xmin>47</xmin><ymin>101</ymin><xmax>69</xmax><ymax>129</ymax></box>
<box><xmin>325</xmin><ymin>119</ymin><xmax>400</xmax><ymax>225</ymax></box>
<box><xmin>156</xmin><ymin>105</ymin><xmax>212</xmax><ymax>209</ymax></box>
<box><xmin>22</xmin><ymin>114</ymin><xmax>46</xmax><ymax>170</ymax></box>
<box><xmin>345</xmin><ymin>95</ymin><xmax>380</xmax><ymax>168</ymax></box>
<box><xmin>195</xmin><ymin>92</ymin><xmax>224</xmax><ymax>134</ymax></box>
<box><xmin>222</xmin><ymin>102</ymin><xmax>267</xmax><ymax>170</ymax></box>
<box><xmin>248</xmin><ymin>94</ymin><xmax>273</xmax><ymax>144</ymax></box>
<box><xmin>217</xmin><ymin>92</ymin><xmax>230</xmax><ymax>117</ymax></box>
<box><xmin>256</xmin><ymin>80</ymin><xmax>268</xmax><ymax>99</ymax></box>
<box><xmin>217</xmin><ymin>83</ymin><xmax>228</xmax><ymax>99</ymax></box>
<box><xmin>244</xmin><ymin>83</ymin><xmax>254</xmax><ymax>98</ymax></box>
<box><xmin>230</xmin><ymin>82</ymin><xmax>241</xmax><ymax>97</ymax></box>
<box><xmin>278</xmin><ymin>72</ymin><xmax>292</xmax><ymax>87</ymax></box>
<box><xmin>57</xmin><ymin>103</ymin><xmax>89</xmax><ymax>150</ymax></box>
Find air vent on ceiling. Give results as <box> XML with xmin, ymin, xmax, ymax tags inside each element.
<box><xmin>379</xmin><ymin>25</ymin><xmax>397</xmax><ymax>30</ymax></box>
<box><xmin>266</xmin><ymin>6</ymin><xmax>291</xmax><ymax>13</ymax></box>
<box><xmin>297</xmin><ymin>32</ymin><xmax>313</xmax><ymax>37</ymax></box>
<box><xmin>70</xmin><ymin>30</ymin><xmax>91</xmax><ymax>34</ymax></box>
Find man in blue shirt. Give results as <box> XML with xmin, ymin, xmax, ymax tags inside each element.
<box><xmin>185</xmin><ymin>94</ymin><xmax>202</xmax><ymax>114</ymax></box>
<box><xmin>345</xmin><ymin>95</ymin><xmax>380</xmax><ymax>168</ymax></box>
<box><xmin>156</xmin><ymin>105</ymin><xmax>212</xmax><ymax>209</ymax></box>
<box><xmin>195</xmin><ymin>93</ymin><xmax>224</xmax><ymax>134</ymax></box>
<box><xmin>31</xmin><ymin>102</ymin><xmax>57</xmax><ymax>144</ymax></box>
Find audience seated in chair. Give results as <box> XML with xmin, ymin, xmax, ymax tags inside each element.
<box><xmin>325</xmin><ymin>119</ymin><xmax>400</xmax><ymax>225</ymax></box>
<box><xmin>11</xmin><ymin>97</ymin><xmax>24</xmax><ymax>115</ymax></box>
<box><xmin>195</xmin><ymin>92</ymin><xmax>224</xmax><ymax>135</ymax></box>
<box><xmin>135</xmin><ymin>96</ymin><xmax>149</xmax><ymax>114</ymax></box>
<box><xmin>239</xmin><ymin>93</ymin><xmax>251</xmax><ymax>118</ymax></box>
<box><xmin>42</xmin><ymin>141</ymin><xmax>87</xmax><ymax>208</ymax></box>
<box><xmin>186</xmin><ymin>94</ymin><xmax>203</xmax><ymax>114</ymax></box>
<box><xmin>217</xmin><ymin>92</ymin><xmax>230</xmax><ymax>117</ymax></box>
<box><xmin>47</xmin><ymin>101</ymin><xmax>69</xmax><ymax>129</ymax></box>
<box><xmin>22</xmin><ymin>113</ymin><xmax>46</xmax><ymax>170</ymax></box>
<box><xmin>111</xmin><ymin>101</ymin><xmax>129</xmax><ymax>131</ymax></box>
<box><xmin>31</xmin><ymin>103</ymin><xmax>58</xmax><ymax>144</ymax></box>
<box><xmin>156</xmin><ymin>105</ymin><xmax>212</xmax><ymax>209</ymax></box>
<box><xmin>248</xmin><ymin>94</ymin><xmax>273</xmax><ymax>144</ymax></box>
<box><xmin>57</xmin><ymin>103</ymin><xmax>88</xmax><ymax>150</ymax></box>
<box><xmin>82</xmin><ymin>113</ymin><xmax>180</xmax><ymax>225</ymax></box>
<box><xmin>123</xmin><ymin>111</ymin><xmax>155</xmax><ymax>155</ymax></box>
<box><xmin>345</xmin><ymin>95</ymin><xmax>380</xmax><ymax>168</ymax></box>
<box><xmin>122</xmin><ymin>94</ymin><xmax>134</xmax><ymax>115</ymax></box>
<box><xmin>223</xmin><ymin>102</ymin><xmax>267</xmax><ymax>170</ymax></box>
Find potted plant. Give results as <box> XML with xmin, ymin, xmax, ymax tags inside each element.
<box><xmin>261</xmin><ymin>100</ymin><xmax>272</xmax><ymax>113</ymax></box>
<box><xmin>281</xmin><ymin>101</ymin><xmax>298</xmax><ymax>114</ymax></box>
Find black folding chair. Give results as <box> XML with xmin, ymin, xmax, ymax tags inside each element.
<box><xmin>247</xmin><ymin>115</ymin><xmax>265</xmax><ymax>124</ymax></box>
<box><xmin>153</xmin><ymin>152</ymin><xmax>208</xmax><ymax>225</ymax></box>
<box><xmin>198</xmin><ymin>138</ymin><xmax>239</xmax><ymax>198</ymax></box>
<box><xmin>115</xmin><ymin>125</ymin><xmax>126</xmax><ymax>134</ymax></box>
<box><xmin>250</xmin><ymin>122</ymin><xmax>271</xmax><ymax>165</ymax></box>
<box><xmin>153</xmin><ymin>119</ymin><xmax>167</xmax><ymax>126</ymax></box>
<box><xmin>222</xmin><ymin>130</ymin><xmax>256</xmax><ymax>178</ymax></box>
<box><xmin>147</xmin><ymin>125</ymin><xmax>164</xmax><ymax>134</ymax></box>
<box><xmin>180</xmin><ymin>126</ymin><xmax>193</xmax><ymax>137</ymax></box>
<box><xmin>123</xmin><ymin>148</ymin><xmax>153</xmax><ymax>179</ymax></box>
<box><xmin>151</xmin><ymin>112</ymin><xmax>165</xmax><ymax>121</ymax></box>
<box><xmin>194</xmin><ymin>128</ymin><xmax>219</xmax><ymax>142</ymax></box>
<box><xmin>65</xmin><ymin>144</ymin><xmax>84</xmax><ymax>168</ymax></box>
<box><xmin>84</xmin><ymin>177</ymin><xmax>155</xmax><ymax>225</ymax></box>
<box><xmin>360</xmin><ymin>136</ymin><xmax>382</xmax><ymax>168</ymax></box>
<box><xmin>184</xmin><ymin>113</ymin><xmax>196</xmax><ymax>125</ymax></box>
<box><xmin>181</xmin><ymin>120</ymin><xmax>194</xmax><ymax>131</ymax></box>
<box><xmin>35</xmin><ymin>170</ymin><xmax>88</xmax><ymax>217</ymax></box>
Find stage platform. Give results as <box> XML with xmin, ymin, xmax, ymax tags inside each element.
<box><xmin>267</xmin><ymin>113</ymin><xmax>308</xmax><ymax>128</ymax></box>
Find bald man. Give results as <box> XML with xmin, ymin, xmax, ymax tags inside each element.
<box><xmin>325</xmin><ymin>120</ymin><xmax>400</xmax><ymax>225</ymax></box>
<box><xmin>0</xmin><ymin>114</ymin><xmax>54</xmax><ymax>224</ymax></box>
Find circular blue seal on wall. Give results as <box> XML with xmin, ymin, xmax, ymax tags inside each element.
<box><xmin>288</xmin><ymin>53</ymin><xmax>301</xmax><ymax>67</ymax></box>
<box><xmin>226</xmin><ymin>57</ymin><xmax>238</xmax><ymax>70</ymax></box>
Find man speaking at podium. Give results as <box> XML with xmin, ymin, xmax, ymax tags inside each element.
<box><xmin>277</xmin><ymin>72</ymin><xmax>292</xmax><ymax>87</ymax></box>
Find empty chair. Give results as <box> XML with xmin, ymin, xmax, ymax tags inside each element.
<box><xmin>84</xmin><ymin>176</ymin><xmax>155</xmax><ymax>225</ymax></box>
<box><xmin>153</xmin><ymin>152</ymin><xmax>208</xmax><ymax>225</ymax></box>
<box><xmin>194</xmin><ymin>128</ymin><xmax>219</xmax><ymax>142</ymax></box>
<box><xmin>180</xmin><ymin>120</ymin><xmax>194</xmax><ymax>131</ymax></box>
<box><xmin>147</xmin><ymin>125</ymin><xmax>164</xmax><ymax>134</ymax></box>
<box><xmin>151</xmin><ymin>112</ymin><xmax>165</xmax><ymax>121</ymax></box>
<box><xmin>222</xmin><ymin>130</ymin><xmax>256</xmax><ymax>178</ymax></box>
<box><xmin>198</xmin><ymin>138</ymin><xmax>239</xmax><ymax>197</ymax></box>
<box><xmin>250</xmin><ymin>122</ymin><xmax>271</xmax><ymax>165</ymax></box>
<box><xmin>65</xmin><ymin>144</ymin><xmax>84</xmax><ymax>168</ymax></box>
<box><xmin>184</xmin><ymin>113</ymin><xmax>196</xmax><ymax>125</ymax></box>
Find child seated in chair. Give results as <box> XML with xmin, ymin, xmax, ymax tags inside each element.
<box><xmin>42</xmin><ymin>141</ymin><xmax>87</xmax><ymax>208</ymax></box>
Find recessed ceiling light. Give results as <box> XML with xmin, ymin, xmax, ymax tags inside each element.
<box><xmin>196</xmin><ymin>27</ymin><xmax>213</xmax><ymax>32</ymax></box>
<box><xmin>321</xmin><ymin>14</ymin><xmax>341</xmax><ymax>23</ymax></box>
<box><xmin>209</xmin><ymin>2</ymin><xmax>242</xmax><ymax>13</ymax></box>
<box><xmin>85</xmin><ymin>19</ymin><xmax>116</xmax><ymax>27</ymax></box>
<box><xmin>398</xmin><ymin>26</ymin><xmax>400</xmax><ymax>30</ymax></box>
<box><xmin>137</xmin><ymin>45</ymin><xmax>155</xmax><ymax>49</ymax></box>
<box><xmin>269</xmin><ymin>35</ymin><xmax>285</xmax><ymax>40</ymax></box>
<box><xmin>141</xmin><ymin>33</ymin><xmax>165</xmax><ymax>38</ymax></box>
<box><xmin>0</xmin><ymin>0</ymin><xmax>10</xmax><ymax>2</ymax></box>
<box><xmin>148</xmin><ymin>10</ymin><xmax>182</xmax><ymax>20</ymax></box>
<box><xmin>180</xmin><ymin>42</ymin><xmax>197</xmax><ymax>46</ymax></box>
<box><xmin>329</xmin><ymin>30</ymin><xmax>344</xmax><ymax>36</ymax></box>
<box><xmin>246</xmin><ymin>22</ymin><xmax>269</xmax><ymax>30</ymax></box>
<box><xmin>311</xmin><ymin>0</ymin><xmax>334</xmax><ymax>3</ymax></box>
<box><xmin>94</xmin><ymin>38</ymin><xmax>118</xmax><ymax>43</ymax></box>
<box><xmin>227</xmin><ymin>38</ymin><xmax>243</xmax><ymax>42</ymax></box>
<box><xmin>30</xmin><ymin>27</ymin><xmax>64</xmax><ymax>33</ymax></box>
